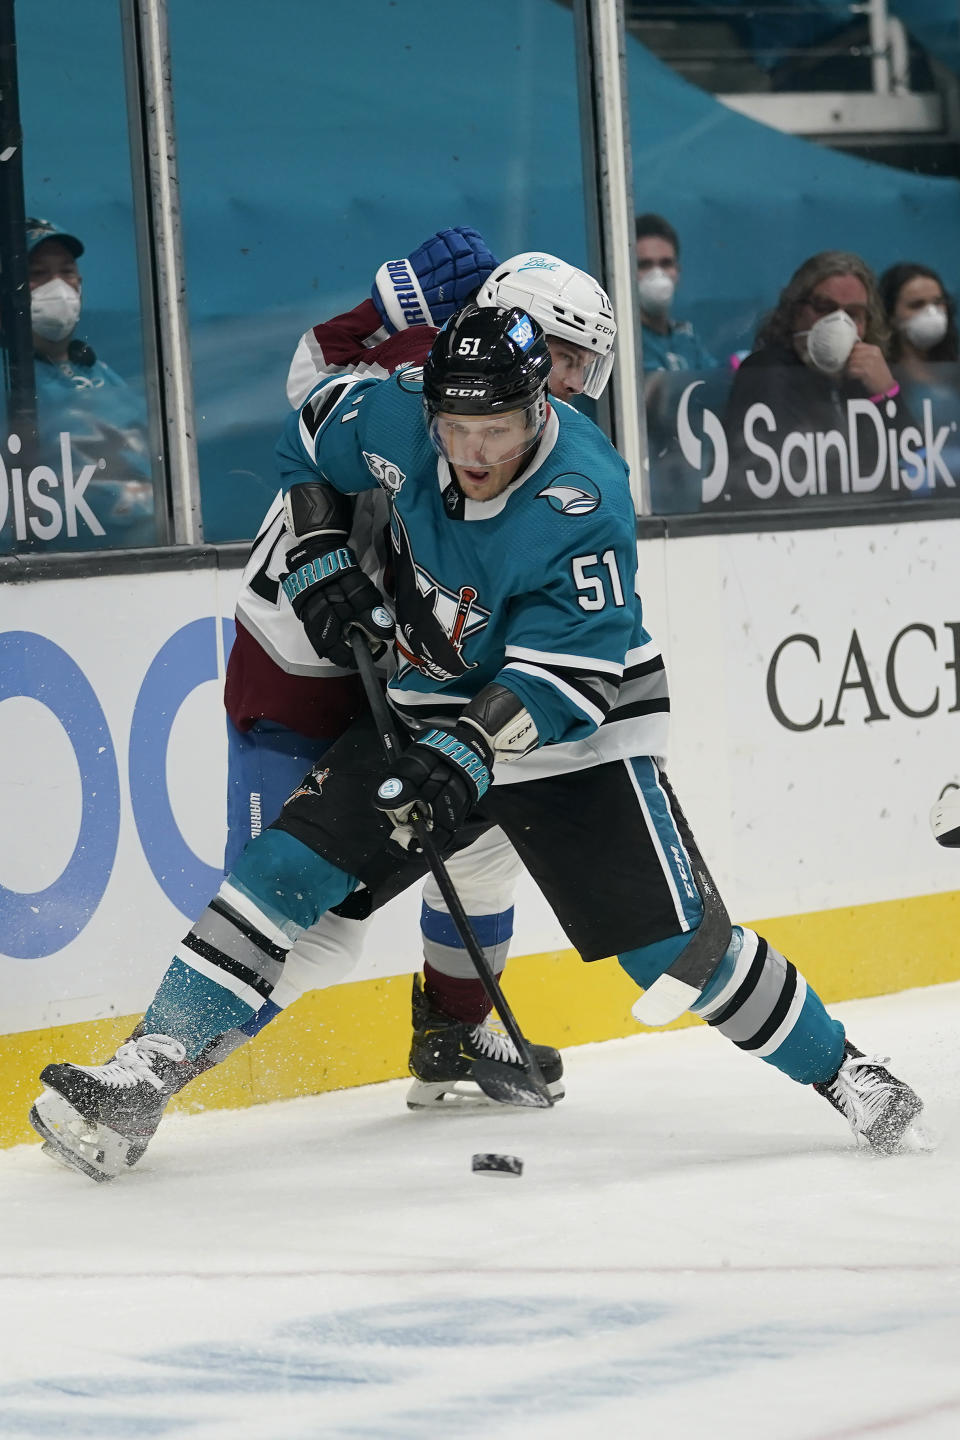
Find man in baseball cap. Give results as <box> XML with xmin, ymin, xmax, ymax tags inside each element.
<box><xmin>26</xmin><ymin>217</ymin><xmax>85</xmax><ymax>351</ymax></box>
<box><xmin>25</xmin><ymin>216</ymin><xmax>84</xmax><ymax>259</ymax></box>
<box><xmin>13</xmin><ymin>214</ymin><xmax>155</xmax><ymax>550</ymax></box>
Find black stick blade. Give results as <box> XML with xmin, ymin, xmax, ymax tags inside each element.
<box><xmin>471</xmin><ymin>1058</ymin><xmax>554</xmax><ymax>1108</ymax></box>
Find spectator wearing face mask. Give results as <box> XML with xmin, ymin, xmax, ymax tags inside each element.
<box><xmin>635</xmin><ymin>213</ymin><xmax>721</xmax><ymax>514</ymax></box>
<box><xmin>635</xmin><ymin>213</ymin><xmax>717</xmax><ymax>373</ymax></box>
<box><xmin>9</xmin><ymin>217</ymin><xmax>156</xmax><ymax>551</ymax></box>
<box><xmin>879</xmin><ymin>261</ymin><xmax>960</xmax><ymax>494</ymax></box>
<box><xmin>879</xmin><ymin>262</ymin><xmax>959</xmax><ymax>376</ymax></box>
<box><xmin>718</xmin><ymin>250</ymin><xmax>923</xmax><ymax>510</ymax></box>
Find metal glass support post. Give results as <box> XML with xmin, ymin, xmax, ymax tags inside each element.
<box><xmin>573</xmin><ymin>0</ymin><xmax>649</xmax><ymax>515</ymax></box>
<box><xmin>120</xmin><ymin>0</ymin><xmax>201</xmax><ymax>545</ymax></box>
<box><xmin>867</xmin><ymin>0</ymin><xmax>892</xmax><ymax>96</ymax></box>
<box><xmin>0</xmin><ymin>0</ymin><xmax>38</xmax><ymax>472</ymax></box>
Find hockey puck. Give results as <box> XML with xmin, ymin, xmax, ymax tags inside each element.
<box><xmin>471</xmin><ymin>1152</ymin><xmax>523</xmax><ymax>1177</ymax></box>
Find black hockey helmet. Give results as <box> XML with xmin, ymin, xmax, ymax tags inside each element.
<box><xmin>422</xmin><ymin>301</ymin><xmax>552</xmax><ymax>420</ymax></box>
<box><xmin>423</xmin><ymin>303</ymin><xmax>552</xmax><ymax>468</ymax></box>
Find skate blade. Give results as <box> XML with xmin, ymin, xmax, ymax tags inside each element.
<box><xmin>862</xmin><ymin>1097</ymin><xmax>935</xmax><ymax>1156</ymax></box>
<box><xmin>29</xmin><ymin>1091</ymin><xmax>131</xmax><ymax>1182</ymax></box>
<box><xmin>406</xmin><ymin>1077</ymin><xmax>565</xmax><ymax>1111</ymax></box>
<box><xmin>894</xmin><ymin>1115</ymin><xmax>939</xmax><ymax>1155</ymax></box>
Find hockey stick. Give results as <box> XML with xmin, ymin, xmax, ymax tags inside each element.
<box><xmin>349</xmin><ymin>631</ymin><xmax>553</xmax><ymax>1108</ymax></box>
<box><xmin>630</xmin><ymin>848</ymin><xmax>732</xmax><ymax>1026</ymax></box>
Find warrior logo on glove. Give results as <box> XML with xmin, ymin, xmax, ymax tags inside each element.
<box><xmin>374</xmin><ymin>725</ymin><xmax>492</xmax><ymax>855</ymax></box>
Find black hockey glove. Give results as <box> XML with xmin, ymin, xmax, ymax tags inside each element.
<box><xmin>282</xmin><ymin>539</ymin><xmax>394</xmax><ymax>669</ymax></box>
<box><xmin>374</xmin><ymin>725</ymin><xmax>493</xmax><ymax>855</ymax></box>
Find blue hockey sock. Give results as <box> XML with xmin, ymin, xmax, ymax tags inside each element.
<box><xmin>419</xmin><ymin>900</ymin><xmax>515</xmax><ymax>1022</ymax></box>
<box><xmin>239</xmin><ymin>999</ymin><xmax>282</xmax><ymax>1039</ymax></box>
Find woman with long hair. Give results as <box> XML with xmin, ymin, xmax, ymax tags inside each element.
<box><xmin>879</xmin><ymin>262</ymin><xmax>958</xmax><ymax>371</ymax></box>
<box><xmin>879</xmin><ymin>261</ymin><xmax>960</xmax><ymax>493</ymax></box>
<box><xmin>720</xmin><ymin>251</ymin><xmax>909</xmax><ymax>509</ymax></box>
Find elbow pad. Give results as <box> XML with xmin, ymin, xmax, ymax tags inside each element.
<box><xmin>283</xmin><ymin>481</ymin><xmax>352</xmax><ymax>545</ymax></box>
<box><xmin>458</xmin><ymin>682</ymin><xmax>539</xmax><ymax>764</ymax></box>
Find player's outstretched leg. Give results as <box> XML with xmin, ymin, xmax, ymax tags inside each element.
<box><xmin>620</xmin><ymin>925</ymin><xmax>927</xmax><ymax>1154</ymax></box>
<box><xmin>30</xmin><ymin>828</ymin><xmax>356</xmax><ymax>1181</ymax></box>
<box><xmin>407</xmin><ymin>973</ymin><xmax>564</xmax><ymax>1108</ymax></box>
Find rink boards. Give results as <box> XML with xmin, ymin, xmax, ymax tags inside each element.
<box><xmin>2</xmin><ymin>518</ymin><xmax>959</xmax><ymax>1145</ymax></box>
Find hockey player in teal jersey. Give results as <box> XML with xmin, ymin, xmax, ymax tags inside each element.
<box><xmin>31</xmin><ymin>304</ymin><xmax>928</xmax><ymax>1181</ymax></box>
<box><xmin>275</xmin><ymin>321</ymin><xmax>642</xmax><ymax>749</ymax></box>
<box><xmin>225</xmin><ymin>242</ymin><xmax>621</xmax><ymax>1107</ymax></box>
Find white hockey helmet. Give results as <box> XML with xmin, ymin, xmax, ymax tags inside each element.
<box><xmin>477</xmin><ymin>252</ymin><xmax>617</xmax><ymax>399</ymax></box>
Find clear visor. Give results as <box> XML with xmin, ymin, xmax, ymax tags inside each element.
<box><xmin>581</xmin><ymin>348</ymin><xmax>615</xmax><ymax>400</ymax></box>
<box><xmin>429</xmin><ymin>397</ymin><xmax>546</xmax><ymax>468</ymax></box>
<box><xmin>546</xmin><ymin>339</ymin><xmax>615</xmax><ymax>400</ymax></box>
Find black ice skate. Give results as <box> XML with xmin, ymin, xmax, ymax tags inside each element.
<box><xmin>407</xmin><ymin>974</ymin><xmax>564</xmax><ymax>1109</ymax></box>
<box><xmin>29</xmin><ymin>1033</ymin><xmax>190</xmax><ymax>1182</ymax></box>
<box><xmin>813</xmin><ymin>1041</ymin><xmax>926</xmax><ymax>1155</ymax></box>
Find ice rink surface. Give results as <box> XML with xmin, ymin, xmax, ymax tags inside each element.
<box><xmin>1</xmin><ymin>982</ymin><xmax>958</xmax><ymax>1440</ymax></box>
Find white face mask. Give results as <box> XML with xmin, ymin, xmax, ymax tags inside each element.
<box><xmin>799</xmin><ymin>308</ymin><xmax>859</xmax><ymax>374</ymax></box>
<box><xmin>637</xmin><ymin>268</ymin><xmax>675</xmax><ymax>318</ymax></box>
<box><xmin>31</xmin><ymin>277</ymin><xmax>82</xmax><ymax>342</ymax></box>
<box><xmin>901</xmin><ymin>304</ymin><xmax>948</xmax><ymax>352</ymax></box>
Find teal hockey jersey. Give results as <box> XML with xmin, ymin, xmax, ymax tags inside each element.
<box><xmin>275</xmin><ymin>365</ymin><xmax>670</xmax><ymax>783</ymax></box>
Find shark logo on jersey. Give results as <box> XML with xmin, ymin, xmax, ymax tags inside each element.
<box><xmin>536</xmin><ymin>473</ymin><xmax>601</xmax><ymax>515</ymax></box>
<box><xmin>363</xmin><ymin>451</ymin><xmax>406</xmax><ymax>496</ymax></box>
<box><xmin>395</xmin><ymin>364</ymin><xmax>425</xmax><ymax>393</ymax></box>
<box><xmin>285</xmin><ymin>765</ymin><xmax>331</xmax><ymax>806</ymax></box>
<box><xmin>391</xmin><ymin>510</ymin><xmax>490</xmax><ymax>681</ymax></box>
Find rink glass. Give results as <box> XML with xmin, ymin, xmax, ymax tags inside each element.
<box><xmin>624</xmin><ymin>5</ymin><xmax>960</xmax><ymax>518</ymax></box>
<box><xmin>1</xmin><ymin>2</ymin><xmax>164</xmax><ymax>555</ymax></box>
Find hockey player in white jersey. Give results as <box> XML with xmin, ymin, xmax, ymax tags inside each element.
<box><xmin>222</xmin><ymin>235</ymin><xmax>620</xmax><ymax>1106</ymax></box>
<box><xmin>31</xmin><ymin>303</ymin><xmax>926</xmax><ymax>1182</ymax></box>
<box><xmin>931</xmin><ymin>783</ymin><xmax>960</xmax><ymax>847</ymax></box>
